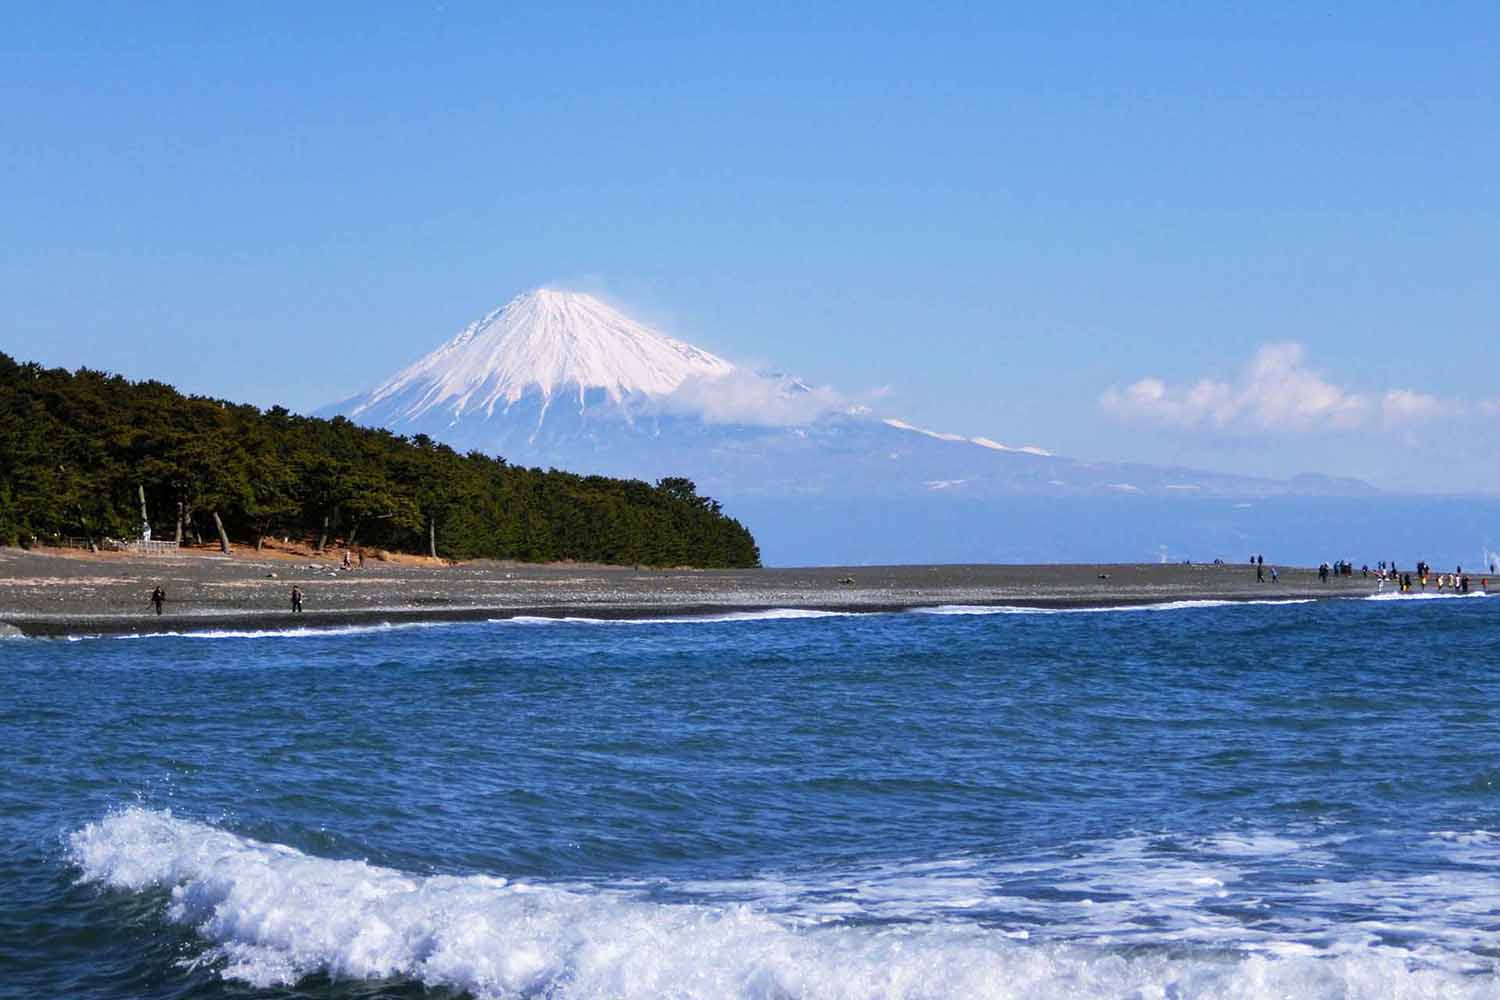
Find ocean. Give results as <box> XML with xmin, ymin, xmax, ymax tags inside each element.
<box><xmin>3</xmin><ymin>594</ymin><xmax>1498</xmax><ymax>998</ymax></box>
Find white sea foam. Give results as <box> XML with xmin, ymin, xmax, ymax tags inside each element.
<box><xmin>492</xmin><ymin>608</ymin><xmax>857</xmax><ymax>626</ymax></box>
<box><xmin>1363</xmin><ymin>590</ymin><xmax>1490</xmax><ymax>602</ymax></box>
<box><xmin>69</xmin><ymin>810</ymin><xmax>1500</xmax><ymax>999</ymax></box>
<box><xmin>915</xmin><ymin>598</ymin><xmax>1316</xmax><ymax>617</ymax></box>
<box><xmin>106</xmin><ymin>620</ymin><xmax>455</xmax><ymax>641</ymax></box>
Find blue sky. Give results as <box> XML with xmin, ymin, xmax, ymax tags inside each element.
<box><xmin>3</xmin><ymin>3</ymin><xmax>1496</xmax><ymax>489</ymax></box>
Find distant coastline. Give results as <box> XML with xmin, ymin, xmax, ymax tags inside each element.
<box><xmin>0</xmin><ymin>545</ymin><xmax>1417</xmax><ymax>638</ymax></box>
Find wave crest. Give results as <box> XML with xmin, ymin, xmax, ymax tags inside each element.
<box><xmin>68</xmin><ymin>809</ymin><xmax>1498</xmax><ymax>999</ymax></box>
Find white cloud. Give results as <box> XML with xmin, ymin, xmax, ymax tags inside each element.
<box><xmin>1381</xmin><ymin>389</ymin><xmax>1444</xmax><ymax>427</ymax></box>
<box><xmin>660</xmin><ymin>371</ymin><xmax>848</xmax><ymax>427</ymax></box>
<box><xmin>1101</xmin><ymin>343</ymin><xmax>1389</xmax><ymax>434</ymax></box>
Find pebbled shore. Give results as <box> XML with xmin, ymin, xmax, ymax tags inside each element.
<box><xmin>0</xmin><ymin>546</ymin><xmax>1389</xmax><ymax>637</ymax></box>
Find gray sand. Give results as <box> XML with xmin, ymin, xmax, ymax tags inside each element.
<box><xmin>0</xmin><ymin>547</ymin><xmax>1387</xmax><ymax>637</ymax></box>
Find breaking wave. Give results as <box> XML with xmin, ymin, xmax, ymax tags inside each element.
<box><xmin>68</xmin><ymin>809</ymin><xmax>1500</xmax><ymax>999</ymax></box>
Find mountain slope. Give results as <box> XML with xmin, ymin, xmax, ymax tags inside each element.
<box><xmin>335</xmin><ymin>289</ymin><xmax>733</xmax><ymax>430</ymax></box>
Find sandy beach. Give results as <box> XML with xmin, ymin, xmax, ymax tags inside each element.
<box><xmin>0</xmin><ymin>545</ymin><xmax>1390</xmax><ymax>637</ymax></box>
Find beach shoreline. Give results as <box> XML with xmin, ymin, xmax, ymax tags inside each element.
<box><xmin>0</xmin><ymin>546</ymin><xmax>1405</xmax><ymax>637</ymax></box>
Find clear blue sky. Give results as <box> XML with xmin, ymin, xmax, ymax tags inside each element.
<box><xmin>3</xmin><ymin>3</ymin><xmax>1496</xmax><ymax>489</ymax></box>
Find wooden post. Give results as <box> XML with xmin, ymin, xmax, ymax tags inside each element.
<box><xmin>212</xmin><ymin>510</ymin><xmax>231</xmax><ymax>554</ymax></box>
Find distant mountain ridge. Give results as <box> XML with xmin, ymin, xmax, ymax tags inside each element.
<box><xmin>322</xmin><ymin>288</ymin><xmax>1373</xmax><ymax>504</ymax></box>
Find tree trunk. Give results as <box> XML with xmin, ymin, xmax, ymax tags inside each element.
<box><xmin>316</xmin><ymin>512</ymin><xmax>330</xmax><ymax>553</ymax></box>
<box><xmin>429</xmin><ymin>517</ymin><xmax>437</xmax><ymax>560</ymax></box>
<box><xmin>212</xmin><ymin>510</ymin><xmax>231</xmax><ymax>555</ymax></box>
<box><xmin>137</xmin><ymin>484</ymin><xmax>150</xmax><ymax>538</ymax></box>
<box><xmin>255</xmin><ymin>533</ymin><xmax>264</xmax><ymax>552</ymax></box>
<box><xmin>175</xmin><ymin>501</ymin><xmax>184</xmax><ymax>544</ymax></box>
<box><xmin>346</xmin><ymin>520</ymin><xmax>359</xmax><ymax>548</ymax></box>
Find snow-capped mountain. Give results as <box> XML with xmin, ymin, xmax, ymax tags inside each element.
<box><xmin>340</xmin><ymin>289</ymin><xmax>734</xmax><ymax>428</ymax></box>
<box><xmin>323</xmin><ymin>288</ymin><xmax>1071</xmax><ymax>482</ymax></box>
<box><xmin>323</xmin><ymin>289</ymin><xmax>1374</xmax><ymax>563</ymax></box>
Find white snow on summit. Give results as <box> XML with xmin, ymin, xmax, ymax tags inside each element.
<box><xmin>351</xmin><ymin>289</ymin><xmax>735</xmax><ymax>422</ymax></box>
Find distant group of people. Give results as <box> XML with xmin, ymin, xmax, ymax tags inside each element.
<box><xmin>1250</xmin><ymin>554</ymin><xmax>1278</xmax><ymax>584</ymax></box>
<box><xmin>1317</xmin><ymin>561</ymin><xmax>1353</xmax><ymax>582</ymax></box>
<box><xmin>1377</xmin><ymin>559</ymin><xmax>1490</xmax><ymax>595</ymax></box>
<box><xmin>1239</xmin><ymin>555</ymin><xmax>1492</xmax><ymax>595</ymax></box>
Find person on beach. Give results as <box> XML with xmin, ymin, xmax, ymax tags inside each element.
<box><xmin>291</xmin><ymin>585</ymin><xmax>303</xmax><ymax>614</ymax></box>
<box><xmin>1269</xmin><ymin>566</ymin><xmax>1278</xmax><ymax>584</ymax></box>
<box><xmin>1256</xmin><ymin>560</ymin><xmax>1264</xmax><ymax>583</ymax></box>
<box><xmin>150</xmin><ymin>586</ymin><xmax>165</xmax><ymax>615</ymax></box>
<box><xmin>342</xmin><ymin>549</ymin><xmax>352</xmax><ymax>570</ymax></box>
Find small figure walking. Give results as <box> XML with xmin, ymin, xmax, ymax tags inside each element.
<box><xmin>291</xmin><ymin>585</ymin><xmax>303</xmax><ymax>614</ymax></box>
<box><xmin>1269</xmin><ymin>566</ymin><xmax>1279</xmax><ymax>584</ymax></box>
<box><xmin>150</xmin><ymin>586</ymin><xmax>165</xmax><ymax>616</ymax></box>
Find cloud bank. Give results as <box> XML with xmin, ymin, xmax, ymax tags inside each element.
<box><xmin>659</xmin><ymin>370</ymin><xmax>850</xmax><ymax>427</ymax></box>
<box><xmin>1101</xmin><ymin>343</ymin><xmax>1478</xmax><ymax>434</ymax></box>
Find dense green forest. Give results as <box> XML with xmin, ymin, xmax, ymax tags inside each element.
<box><xmin>0</xmin><ymin>353</ymin><xmax>760</xmax><ymax>567</ymax></box>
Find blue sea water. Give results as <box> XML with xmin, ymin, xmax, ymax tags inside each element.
<box><xmin>3</xmin><ymin>594</ymin><xmax>1499</xmax><ymax>999</ymax></box>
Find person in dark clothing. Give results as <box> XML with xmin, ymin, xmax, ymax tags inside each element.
<box><xmin>1256</xmin><ymin>560</ymin><xmax>1264</xmax><ymax>582</ymax></box>
<box><xmin>291</xmin><ymin>585</ymin><xmax>303</xmax><ymax>614</ymax></box>
<box><xmin>150</xmin><ymin>586</ymin><xmax>165</xmax><ymax>615</ymax></box>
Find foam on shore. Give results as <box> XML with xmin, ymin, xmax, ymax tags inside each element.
<box><xmin>915</xmin><ymin>598</ymin><xmax>1317</xmax><ymax>616</ymax></box>
<box><xmin>495</xmin><ymin>608</ymin><xmax>858</xmax><ymax>626</ymax></box>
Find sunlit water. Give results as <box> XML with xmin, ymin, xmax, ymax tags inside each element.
<box><xmin>3</xmin><ymin>594</ymin><xmax>1499</xmax><ymax>998</ymax></box>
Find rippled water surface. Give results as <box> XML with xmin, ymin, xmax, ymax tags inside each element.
<box><xmin>4</xmin><ymin>595</ymin><xmax>1500</xmax><ymax>998</ymax></box>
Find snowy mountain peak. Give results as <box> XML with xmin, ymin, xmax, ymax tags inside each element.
<box><xmin>349</xmin><ymin>289</ymin><xmax>735</xmax><ymax>422</ymax></box>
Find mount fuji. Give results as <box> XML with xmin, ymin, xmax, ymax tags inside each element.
<box><xmin>322</xmin><ymin>289</ymin><xmax>1379</xmax><ymax>564</ymax></box>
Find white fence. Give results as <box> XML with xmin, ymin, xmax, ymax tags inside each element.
<box><xmin>130</xmin><ymin>539</ymin><xmax>179</xmax><ymax>556</ymax></box>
